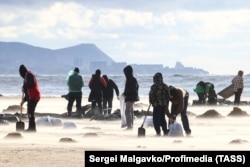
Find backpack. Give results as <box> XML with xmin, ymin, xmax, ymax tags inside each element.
<box><xmin>90</xmin><ymin>75</ymin><xmax>103</xmax><ymax>92</ymax></box>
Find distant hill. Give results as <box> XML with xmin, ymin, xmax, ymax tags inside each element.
<box><xmin>0</xmin><ymin>42</ymin><xmax>115</xmax><ymax>74</ymax></box>
<box><xmin>0</xmin><ymin>41</ymin><xmax>209</xmax><ymax>75</ymax></box>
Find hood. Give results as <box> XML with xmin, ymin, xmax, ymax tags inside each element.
<box><xmin>103</xmin><ymin>75</ymin><xmax>108</xmax><ymax>82</ymax></box>
<box><xmin>153</xmin><ymin>72</ymin><xmax>163</xmax><ymax>85</ymax></box>
<box><xmin>19</xmin><ymin>64</ymin><xmax>27</xmax><ymax>79</ymax></box>
<box><xmin>197</xmin><ymin>81</ymin><xmax>206</xmax><ymax>88</ymax></box>
<box><xmin>123</xmin><ymin>65</ymin><xmax>133</xmax><ymax>79</ymax></box>
<box><xmin>95</xmin><ymin>69</ymin><xmax>101</xmax><ymax>77</ymax></box>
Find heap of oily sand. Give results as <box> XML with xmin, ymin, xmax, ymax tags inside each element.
<box><xmin>196</xmin><ymin>109</ymin><xmax>223</xmax><ymax>118</ymax></box>
<box><xmin>59</xmin><ymin>137</ymin><xmax>77</xmax><ymax>143</ymax></box>
<box><xmin>2</xmin><ymin>105</ymin><xmax>22</xmax><ymax>112</ymax></box>
<box><xmin>227</xmin><ymin>107</ymin><xmax>249</xmax><ymax>117</ymax></box>
<box><xmin>5</xmin><ymin>132</ymin><xmax>22</xmax><ymax>139</ymax></box>
<box><xmin>229</xmin><ymin>139</ymin><xmax>249</xmax><ymax>144</ymax></box>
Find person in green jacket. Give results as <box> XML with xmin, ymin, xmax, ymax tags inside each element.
<box><xmin>66</xmin><ymin>67</ymin><xmax>84</xmax><ymax>116</ymax></box>
<box><xmin>194</xmin><ymin>81</ymin><xmax>216</xmax><ymax>105</ymax></box>
<box><xmin>194</xmin><ymin>81</ymin><xmax>206</xmax><ymax>104</ymax></box>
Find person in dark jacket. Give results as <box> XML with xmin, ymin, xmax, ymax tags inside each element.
<box><xmin>149</xmin><ymin>72</ymin><xmax>169</xmax><ymax>136</ymax></box>
<box><xmin>66</xmin><ymin>67</ymin><xmax>84</xmax><ymax>116</ymax></box>
<box><xmin>102</xmin><ymin>75</ymin><xmax>120</xmax><ymax>115</ymax></box>
<box><xmin>123</xmin><ymin>65</ymin><xmax>139</xmax><ymax>129</ymax></box>
<box><xmin>19</xmin><ymin>64</ymin><xmax>41</xmax><ymax>132</ymax></box>
<box><xmin>206</xmin><ymin>82</ymin><xmax>217</xmax><ymax>105</ymax></box>
<box><xmin>168</xmin><ymin>85</ymin><xmax>191</xmax><ymax>136</ymax></box>
<box><xmin>88</xmin><ymin>69</ymin><xmax>107</xmax><ymax>115</ymax></box>
<box><xmin>193</xmin><ymin>81</ymin><xmax>206</xmax><ymax>104</ymax></box>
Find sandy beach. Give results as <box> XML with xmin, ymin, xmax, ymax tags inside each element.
<box><xmin>0</xmin><ymin>95</ymin><xmax>250</xmax><ymax>167</ymax></box>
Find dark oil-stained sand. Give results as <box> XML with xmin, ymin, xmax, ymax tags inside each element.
<box><xmin>227</xmin><ymin>107</ymin><xmax>249</xmax><ymax>116</ymax></box>
<box><xmin>196</xmin><ymin>109</ymin><xmax>223</xmax><ymax>118</ymax></box>
<box><xmin>5</xmin><ymin>132</ymin><xmax>22</xmax><ymax>139</ymax></box>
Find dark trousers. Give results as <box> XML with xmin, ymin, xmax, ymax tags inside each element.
<box><xmin>234</xmin><ymin>88</ymin><xmax>243</xmax><ymax>105</ymax></box>
<box><xmin>67</xmin><ymin>92</ymin><xmax>82</xmax><ymax>116</ymax></box>
<box><xmin>153</xmin><ymin>105</ymin><xmax>168</xmax><ymax>135</ymax></box>
<box><xmin>171</xmin><ymin>94</ymin><xmax>191</xmax><ymax>134</ymax></box>
<box><xmin>91</xmin><ymin>100</ymin><xmax>103</xmax><ymax>115</ymax></box>
<box><xmin>197</xmin><ymin>93</ymin><xmax>205</xmax><ymax>104</ymax></box>
<box><xmin>103</xmin><ymin>97</ymin><xmax>113</xmax><ymax>114</ymax></box>
<box><xmin>27</xmin><ymin>99</ymin><xmax>39</xmax><ymax>130</ymax></box>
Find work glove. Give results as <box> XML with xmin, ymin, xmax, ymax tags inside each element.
<box><xmin>169</xmin><ymin>114</ymin><xmax>176</xmax><ymax>123</ymax></box>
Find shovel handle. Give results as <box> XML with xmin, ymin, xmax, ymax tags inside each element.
<box><xmin>20</xmin><ymin>92</ymin><xmax>24</xmax><ymax>121</ymax></box>
<box><xmin>140</xmin><ymin>104</ymin><xmax>151</xmax><ymax>127</ymax></box>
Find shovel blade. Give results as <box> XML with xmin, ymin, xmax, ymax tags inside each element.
<box><xmin>138</xmin><ymin>127</ymin><xmax>145</xmax><ymax>137</ymax></box>
<box><xmin>16</xmin><ymin>121</ymin><xmax>25</xmax><ymax>132</ymax></box>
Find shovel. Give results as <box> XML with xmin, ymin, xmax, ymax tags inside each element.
<box><xmin>138</xmin><ymin>104</ymin><xmax>151</xmax><ymax>137</ymax></box>
<box><xmin>16</xmin><ymin>92</ymin><xmax>25</xmax><ymax>132</ymax></box>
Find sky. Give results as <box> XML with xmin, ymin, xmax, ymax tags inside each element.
<box><xmin>1</xmin><ymin>0</ymin><xmax>250</xmax><ymax>75</ymax></box>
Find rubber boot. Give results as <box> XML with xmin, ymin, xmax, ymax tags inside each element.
<box><xmin>67</xmin><ymin>111</ymin><xmax>72</xmax><ymax>117</ymax></box>
<box><xmin>25</xmin><ymin>117</ymin><xmax>36</xmax><ymax>132</ymax></box>
<box><xmin>108</xmin><ymin>108</ymin><xmax>112</xmax><ymax>115</ymax></box>
<box><xmin>103</xmin><ymin>108</ymin><xmax>107</xmax><ymax>115</ymax></box>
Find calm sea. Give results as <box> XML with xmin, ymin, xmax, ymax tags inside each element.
<box><xmin>1</xmin><ymin>74</ymin><xmax>250</xmax><ymax>100</ymax></box>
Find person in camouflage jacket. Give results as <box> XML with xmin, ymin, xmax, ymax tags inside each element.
<box><xmin>149</xmin><ymin>72</ymin><xmax>170</xmax><ymax>136</ymax></box>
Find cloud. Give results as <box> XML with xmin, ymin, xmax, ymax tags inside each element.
<box><xmin>0</xmin><ymin>11</ymin><xmax>16</xmax><ymax>24</ymax></box>
<box><xmin>0</xmin><ymin>2</ymin><xmax>95</xmax><ymax>39</ymax></box>
<box><xmin>127</xmin><ymin>51</ymin><xmax>156</xmax><ymax>61</ymax></box>
<box><xmin>130</xmin><ymin>42</ymin><xmax>147</xmax><ymax>49</ymax></box>
<box><xmin>1</xmin><ymin>1</ymin><xmax>250</xmax><ymax>42</ymax></box>
<box><xmin>157</xmin><ymin>13</ymin><xmax>177</xmax><ymax>26</ymax></box>
<box><xmin>176</xmin><ymin>9</ymin><xmax>250</xmax><ymax>40</ymax></box>
<box><xmin>0</xmin><ymin>26</ymin><xmax>18</xmax><ymax>38</ymax></box>
<box><xmin>1</xmin><ymin>1</ymin><xmax>250</xmax><ymax>74</ymax></box>
<box><xmin>97</xmin><ymin>9</ymin><xmax>155</xmax><ymax>30</ymax></box>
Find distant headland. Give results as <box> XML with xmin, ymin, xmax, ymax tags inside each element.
<box><xmin>0</xmin><ymin>41</ymin><xmax>209</xmax><ymax>75</ymax></box>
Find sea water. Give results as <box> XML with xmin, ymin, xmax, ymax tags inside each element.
<box><xmin>1</xmin><ymin>74</ymin><xmax>250</xmax><ymax>101</ymax></box>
